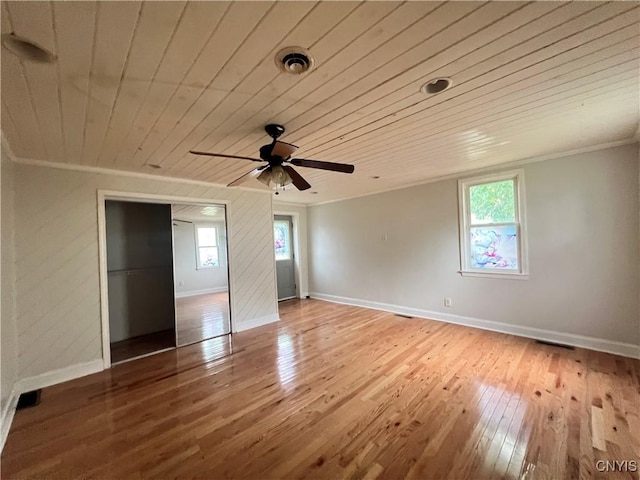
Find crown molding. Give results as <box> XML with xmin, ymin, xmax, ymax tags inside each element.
<box><xmin>272</xmin><ymin>200</ymin><xmax>308</xmax><ymax>209</ymax></box>
<box><xmin>3</xmin><ymin>132</ymin><xmax>637</xmax><ymax>207</ymax></box>
<box><xmin>308</xmin><ymin>138</ymin><xmax>639</xmax><ymax>207</ymax></box>
<box><xmin>10</xmin><ymin>155</ymin><xmax>274</xmax><ymax>196</ymax></box>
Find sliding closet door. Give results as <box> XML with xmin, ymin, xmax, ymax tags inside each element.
<box><xmin>106</xmin><ymin>201</ymin><xmax>176</xmax><ymax>363</ymax></box>
<box><xmin>172</xmin><ymin>204</ymin><xmax>231</xmax><ymax>346</ymax></box>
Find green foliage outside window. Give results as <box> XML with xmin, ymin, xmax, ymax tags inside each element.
<box><xmin>469</xmin><ymin>180</ymin><xmax>515</xmax><ymax>224</ymax></box>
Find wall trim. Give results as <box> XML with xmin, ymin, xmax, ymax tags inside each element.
<box><xmin>0</xmin><ymin>389</ymin><xmax>19</xmax><ymax>453</ymax></box>
<box><xmin>11</xmin><ymin>155</ymin><xmax>269</xmax><ymax>196</ymax></box>
<box><xmin>15</xmin><ymin>359</ymin><xmax>104</xmax><ymax>395</ymax></box>
<box><xmin>97</xmin><ymin>190</ymin><xmax>240</xmax><ymax>368</ymax></box>
<box><xmin>235</xmin><ymin>314</ymin><xmax>279</xmax><ymax>332</ymax></box>
<box><xmin>273</xmin><ymin>209</ymin><xmax>307</xmax><ymax>299</ymax></box>
<box><xmin>175</xmin><ymin>286</ymin><xmax>228</xmax><ymax>298</ymax></box>
<box><xmin>308</xmin><ymin>138</ymin><xmax>638</xmax><ymax>207</ymax></box>
<box><xmin>9</xmin><ymin>136</ymin><xmax>636</xmax><ymax>210</ymax></box>
<box><xmin>310</xmin><ymin>293</ymin><xmax>640</xmax><ymax>359</ymax></box>
<box><xmin>2</xmin><ymin>359</ymin><xmax>104</xmax><ymax>451</ymax></box>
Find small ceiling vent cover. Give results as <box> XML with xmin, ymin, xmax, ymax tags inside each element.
<box><xmin>276</xmin><ymin>47</ymin><xmax>314</xmax><ymax>75</ymax></box>
<box><xmin>421</xmin><ymin>78</ymin><xmax>452</xmax><ymax>95</ymax></box>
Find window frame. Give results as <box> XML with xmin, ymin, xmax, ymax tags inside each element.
<box><xmin>458</xmin><ymin>169</ymin><xmax>529</xmax><ymax>279</ymax></box>
<box><xmin>194</xmin><ymin>224</ymin><xmax>220</xmax><ymax>270</ymax></box>
<box><xmin>273</xmin><ymin>219</ymin><xmax>292</xmax><ymax>261</ymax></box>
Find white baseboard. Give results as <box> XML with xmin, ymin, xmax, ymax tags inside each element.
<box><xmin>234</xmin><ymin>313</ymin><xmax>279</xmax><ymax>332</ymax></box>
<box><xmin>15</xmin><ymin>359</ymin><xmax>104</xmax><ymax>394</ymax></box>
<box><xmin>175</xmin><ymin>286</ymin><xmax>228</xmax><ymax>298</ymax></box>
<box><xmin>0</xmin><ymin>389</ymin><xmax>19</xmax><ymax>453</ymax></box>
<box><xmin>310</xmin><ymin>293</ymin><xmax>640</xmax><ymax>359</ymax></box>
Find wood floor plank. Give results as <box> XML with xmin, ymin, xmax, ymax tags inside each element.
<box><xmin>2</xmin><ymin>299</ymin><xmax>638</xmax><ymax>479</ymax></box>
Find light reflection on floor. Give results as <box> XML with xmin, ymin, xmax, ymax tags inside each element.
<box><xmin>473</xmin><ymin>381</ymin><xmax>530</xmax><ymax>475</ymax></box>
<box><xmin>277</xmin><ymin>333</ymin><xmax>297</xmax><ymax>391</ymax></box>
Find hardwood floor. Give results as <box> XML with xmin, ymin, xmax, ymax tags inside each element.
<box><xmin>109</xmin><ymin>292</ymin><xmax>230</xmax><ymax>363</ymax></box>
<box><xmin>3</xmin><ymin>299</ymin><xmax>639</xmax><ymax>479</ymax></box>
<box><xmin>110</xmin><ymin>328</ymin><xmax>176</xmax><ymax>364</ymax></box>
<box><xmin>176</xmin><ymin>292</ymin><xmax>230</xmax><ymax>346</ymax></box>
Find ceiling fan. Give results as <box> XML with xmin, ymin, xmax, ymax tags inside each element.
<box><xmin>190</xmin><ymin>124</ymin><xmax>355</xmax><ymax>194</ymax></box>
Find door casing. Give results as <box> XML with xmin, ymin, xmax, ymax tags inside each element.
<box><xmin>97</xmin><ymin>190</ymin><xmax>233</xmax><ymax>369</ymax></box>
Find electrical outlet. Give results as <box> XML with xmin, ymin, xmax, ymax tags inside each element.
<box><xmin>444</xmin><ymin>297</ymin><xmax>452</xmax><ymax>307</ymax></box>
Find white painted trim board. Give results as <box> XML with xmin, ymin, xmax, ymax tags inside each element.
<box><xmin>234</xmin><ymin>314</ymin><xmax>279</xmax><ymax>332</ymax></box>
<box><xmin>6</xmin><ymin>137</ymin><xmax>636</xmax><ymax>208</ymax></box>
<box><xmin>15</xmin><ymin>360</ymin><xmax>104</xmax><ymax>394</ymax></box>
<box><xmin>97</xmin><ymin>190</ymin><xmax>238</xmax><ymax>367</ymax></box>
<box><xmin>1</xmin><ymin>359</ymin><xmax>103</xmax><ymax>453</ymax></box>
<box><xmin>309</xmin><ymin>139</ymin><xmax>638</xmax><ymax>207</ymax></box>
<box><xmin>273</xmin><ymin>209</ymin><xmax>307</xmax><ymax>300</ymax></box>
<box><xmin>175</xmin><ymin>287</ymin><xmax>228</xmax><ymax>298</ymax></box>
<box><xmin>0</xmin><ymin>390</ymin><xmax>19</xmax><ymax>453</ymax></box>
<box><xmin>310</xmin><ymin>293</ymin><xmax>640</xmax><ymax>359</ymax></box>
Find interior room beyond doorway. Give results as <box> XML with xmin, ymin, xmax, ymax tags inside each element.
<box><xmin>172</xmin><ymin>204</ymin><xmax>231</xmax><ymax>347</ymax></box>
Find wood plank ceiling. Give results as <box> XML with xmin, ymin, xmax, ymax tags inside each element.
<box><xmin>1</xmin><ymin>1</ymin><xmax>639</xmax><ymax>204</ymax></box>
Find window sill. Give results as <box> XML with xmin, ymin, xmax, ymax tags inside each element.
<box><xmin>459</xmin><ymin>270</ymin><xmax>529</xmax><ymax>280</ymax></box>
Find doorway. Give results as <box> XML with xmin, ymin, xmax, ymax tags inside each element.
<box><xmin>172</xmin><ymin>204</ymin><xmax>231</xmax><ymax>346</ymax></box>
<box><xmin>100</xmin><ymin>193</ymin><xmax>233</xmax><ymax>367</ymax></box>
<box><xmin>105</xmin><ymin>201</ymin><xmax>176</xmax><ymax>363</ymax></box>
<box><xmin>274</xmin><ymin>215</ymin><xmax>296</xmax><ymax>300</ymax></box>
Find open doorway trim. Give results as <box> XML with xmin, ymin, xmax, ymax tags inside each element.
<box><xmin>97</xmin><ymin>190</ymin><xmax>233</xmax><ymax>369</ymax></box>
<box><xmin>272</xmin><ymin>209</ymin><xmax>306</xmax><ymax>300</ymax></box>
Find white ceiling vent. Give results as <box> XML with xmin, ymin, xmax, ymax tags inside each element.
<box><xmin>275</xmin><ymin>47</ymin><xmax>314</xmax><ymax>75</ymax></box>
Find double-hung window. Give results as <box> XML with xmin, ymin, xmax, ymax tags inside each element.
<box><xmin>458</xmin><ymin>170</ymin><xmax>528</xmax><ymax>278</ymax></box>
<box><xmin>195</xmin><ymin>225</ymin><xmax>219</xmax><ymax>269</ymax></box>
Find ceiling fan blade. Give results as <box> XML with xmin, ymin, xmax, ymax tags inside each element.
<box><xmin>289</xmin><ymin>158</ymin><xmax>355</xmax><ymax>174</ymax></box>
<box><xmin>282</xmin><ymin>165</ymin><xmax>311</xmax><ymax>191</ymax></box>
<box><xmin>190</xmin><ymin>150</ymin><xmax>263</xmax><ymax>162</ymax></box>
<box><xmin>227</xmin><ymin>166</ymin><xmax>267</xmax><ymax>187</ymax></box>
<box><xmin>270</xmin><ymin>141</ymin><xmax>298</xmax><ymax>159</ymax></box>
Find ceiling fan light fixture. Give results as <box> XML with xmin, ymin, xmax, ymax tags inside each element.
<box><xmin>257</xmin><ymin>165</ymin><xmax>292</xmax><ymax>188</ymax></box>
<box><xmin>271</xmin><ymin>165</ymin><xmax>291</xmax><ymax>186</ymax></box>
<box><xmin>192</xmin><ymin>123</ymin><xmax>355</xmax><ymax>192</ymax></box>
<box><xmin>421</xmin><ymin>77</ymin><xmax>452</xmax><ymax>95</ymax></box>
<box><xmin>1</xmin><ymin>33</ymin><xmax>55</xmax><ymax>63</ymax></box>
<box><xmin>257</xmin><ymin>168</ymin><xmax>272</xmax><ymax>186</ymax></box>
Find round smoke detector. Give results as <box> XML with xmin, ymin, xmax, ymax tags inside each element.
<box><xmin>2</xmin><ymin>33</ymin><xmax>55</xmax><ymax>63</ymax></box>
<box><xmin>275</xmin><ymin>46</ymin><xmax>314</xmax><ymax>75</ymax></box>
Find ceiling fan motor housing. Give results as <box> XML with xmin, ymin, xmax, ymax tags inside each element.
<box><xmin>259</xmin><ymin>144</ymin><xmax>279</xmax><ymax>162</ymax></box>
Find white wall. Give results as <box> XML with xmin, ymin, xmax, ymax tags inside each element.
<box><xmin>273</xmin><ymin>202</ymin><xmax>309</xmax><ymax>297</ymax></box>
<box><xmin>173</xmin><ymin>221</ymin><xmax>228</xmax><ymax>295</ymax></box>
<box><xmin>1</xmin><ymin>145</ymin><xmax>17</xmax><ymax>424</ymax></box>
<box><xmin>308</xmin><ymin>144</ymin><xmax>640</xmax><ymax>353</ymax></box>
<box><xmin>12</xmin><ymin>162</ymin><xmax>278</xmax><ymax>379</ymax></box>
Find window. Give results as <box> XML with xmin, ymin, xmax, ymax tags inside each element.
<box><xmin>458</xmin><ymin>170</ymin><xmax>528</xmax><ymax>278</ymax></box>
<box><xmin>273</xmin><ymin>220</ymin><xmax>291</xmax><ymax>261</ymax></box>
<box><xmin>195</xmin><ymin>225</ymin><xmax>219</xmax><ymax>269</ymax></box>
